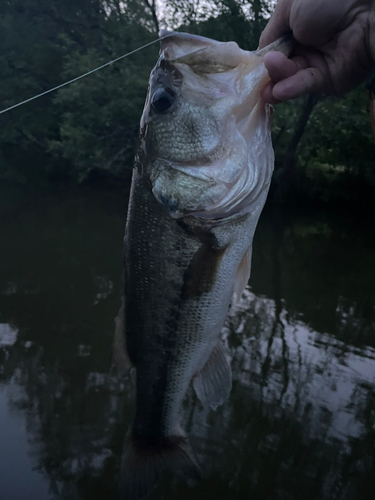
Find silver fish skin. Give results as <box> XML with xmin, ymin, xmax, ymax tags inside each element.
<box><xmin>119</xmin><ymin>31</ymin><xmax>292</xmax><ymax>500</ymax></box>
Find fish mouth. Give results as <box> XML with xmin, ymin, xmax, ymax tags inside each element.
<box><xmin>154</xmin><ymin>31</ymin><xmax>294</xmax><ymax>132</ymax></box>
<box><xmin>144</xmin><ymin>31</ymin><xmax>295</xmax><ymax>221</ymax></box>
<box><xmin>159</xmin><ymin>30</ymin><xmax>294</xmax><ymax>69</ymax></box>
<box><xmin>159</xmin><ymin>30</ymin><xmax>223</xmax><ymax>60</ymax></box>
<box><xmin>256</xmin><ymin>31</ymin><xmax>294</xmax><ymax>57</ymax></box>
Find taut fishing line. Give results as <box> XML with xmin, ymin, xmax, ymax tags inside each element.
<box><xmin>0</xmin><ymin>34</ymin><xmax>171</xmax><ymax>116</ymax></box>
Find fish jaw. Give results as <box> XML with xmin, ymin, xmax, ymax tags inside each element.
<box><xmin>140</xmin><ymin>32</ymin><xmax>292</xmax><ymax>220</ymax></box>
<box><xmin>159</xmin><ymin>30</ymin><xmax>293</xmax><ymax>68</ymax></box>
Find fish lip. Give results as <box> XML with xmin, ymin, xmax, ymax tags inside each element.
<box><xmin>158</xmin><ymin>30</ymin><xmax>222</xmax><ymax>60</ymax></box>
<box><xmin>159</xmin><ymin>30</ymin><xmax>294</xmax><ymax>60</ymax></box>
<box><xmin>256</xmin><ymin>32</ymin><xmax>294</xmax><ymax>58</ymax></box>
<box><xmin>159</xmin><ymin>30</ymin><xmax>221</xmax><ymax>48</ymax></box>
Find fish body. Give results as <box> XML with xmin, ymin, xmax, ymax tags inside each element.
<box><xmin>120</xmin><ymin>31</ymin><xmax>292</xmax><ymax>499</ymax></box>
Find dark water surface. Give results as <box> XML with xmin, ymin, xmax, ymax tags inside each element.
<box><xmin>1</xmin><ymin>185</ymin><xmax>374</xmax><ymax>500</ymax></box>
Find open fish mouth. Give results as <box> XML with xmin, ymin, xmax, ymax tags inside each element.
<box><xmin>159</xmin><ymin>29</ymin><xmax>293</xmax><ymax>65</ymax></box>
<box><xmin>141</xmin><ymin>31</ymin><xmax>293</xmax><ymax>220</ymax></box>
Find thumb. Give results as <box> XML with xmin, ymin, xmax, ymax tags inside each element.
<box><xmin>259</xmin><ymin>0</ymin><xmax>293</xmax><ymax>48</ymax></box>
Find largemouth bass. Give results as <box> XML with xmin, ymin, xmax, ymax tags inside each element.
<box><xmin>119</xmin><ymin>31</ymin><xmax>292</xmax><ymax>499</ymax></box>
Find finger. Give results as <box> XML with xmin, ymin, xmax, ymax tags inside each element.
<box><xmin>264</xmin><ymin>52</ymin><xmax>304</xmax><ymax>83</ymax></box>
<box><xmin>272</xmin><ymin>66</ymin><xmax>326</xmax><ymax>100</ymax></box>
<box><xmin>259</xmin><ymin>0</ymin><xmax>293</xmax><ymax>48</ymax></box>
<box><xmin>261</xmin><ymin>82</ymin><xmax>281</xmax><ymax>105</ymax></box>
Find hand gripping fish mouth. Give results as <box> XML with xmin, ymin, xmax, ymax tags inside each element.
<box><xmin>119</xmin><ymin>31</ymin><xmax>292</xmax><ymax>500</ymax></box>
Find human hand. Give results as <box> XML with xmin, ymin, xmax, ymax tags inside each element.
<box><xmin>259</xmin><ymin>0</ymin><xmax>375</xmax><ymax>103</ymax></box>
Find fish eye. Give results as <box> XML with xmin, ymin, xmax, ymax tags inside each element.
<box><xmin>151</xmin><ymin>88</ymin><xmax>175</xmax><ymax>113</ymax></box>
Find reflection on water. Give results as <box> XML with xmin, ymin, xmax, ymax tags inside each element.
<box><xmin>0</xmin><ymin>323</ymin><xmax>18</xmax><ymax>347</ymax></box>
<box><xmin>0</xmin><ymin>187</ymin><xmax>374</xmax><ymax>500</ymax></box>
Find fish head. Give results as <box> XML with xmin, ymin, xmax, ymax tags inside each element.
<box><xmin>139</xmin><ymin>31</ymin><xmax>292</xmax><ymax>220</ymax></box>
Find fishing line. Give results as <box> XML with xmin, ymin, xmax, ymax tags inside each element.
<box><xmin>0</xmin><ymin>34</ymin><xmax>171</xmax><ymax>116</ymax></box>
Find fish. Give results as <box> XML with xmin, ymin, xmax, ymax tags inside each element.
<box><xmin>118</xmin><ymin>30</ymin><xmax>292</xmax><ymax>499</ymax></box>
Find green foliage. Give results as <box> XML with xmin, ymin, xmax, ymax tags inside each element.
<box><xmin>305</xmin><ymin>87</ymin><xmax>375</xmax><ymax>183</ymax></box>
<box><xmin>49</xmin><ymin>12</ymin><xmax>158</xmax><ymax>180</ymax></box>
<box><xmin>271</xmin><ymin>85</ymin><xmax>375</xmax><ymax>203</ymax></box>
<box><xmin>0</xmin><ymin>0</ymin><xmax>374</xmax><ymax>203</ymax></box>
<box><xmin>166</xmin><ymin>0</ymin><xmax>271</xmax><ymax>50</ymax></box>
<box><xmin>0</xmin><ymin>0</ymin><xmax>157</xmax><ymax>182</ymax></box>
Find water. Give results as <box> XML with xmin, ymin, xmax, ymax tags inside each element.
<box><xmin>0</xmin><ymin>186</ymin><xmax>374</xmax><ymax>500</ymax></box>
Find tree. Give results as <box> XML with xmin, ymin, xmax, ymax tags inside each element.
<box><xmin>49</xmin><ymin>1</ymin><xmax>159</xmax><ymax>181</ymax></box>
<box><xmin>1</xmin><ymin>0</ymin><xmax>374</xmax><ymax>204</ymax></box>
<box><xmin>0</xmin><ymin>0</ymin><xmax>159</xmax><ymax>182</ymax></box>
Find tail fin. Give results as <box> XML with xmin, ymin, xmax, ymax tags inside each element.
<box><xmin>119</xmin><ymin>433</ymin><xmax>201</xmax><ymax>500</ymax></box>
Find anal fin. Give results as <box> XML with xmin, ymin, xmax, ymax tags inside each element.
<box><xmin>193</xmin><ymin>341</ymin><xmax>232</xmax><ymax>410</ymax></box>
<box><xmin>233</xmin><ymin>245</ymin><xmax>252</xmax><ymax>303</ymax></box>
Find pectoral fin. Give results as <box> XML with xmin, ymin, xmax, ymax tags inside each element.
<box><xmin>193</xmin><ymin>341</ymin><xmax>232</xmax><ymax>410</ymax></box>
<box><xmin>233</xmin><ymin>245</ymin><xmax>252</xmax><ymax>303</ymax></box>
